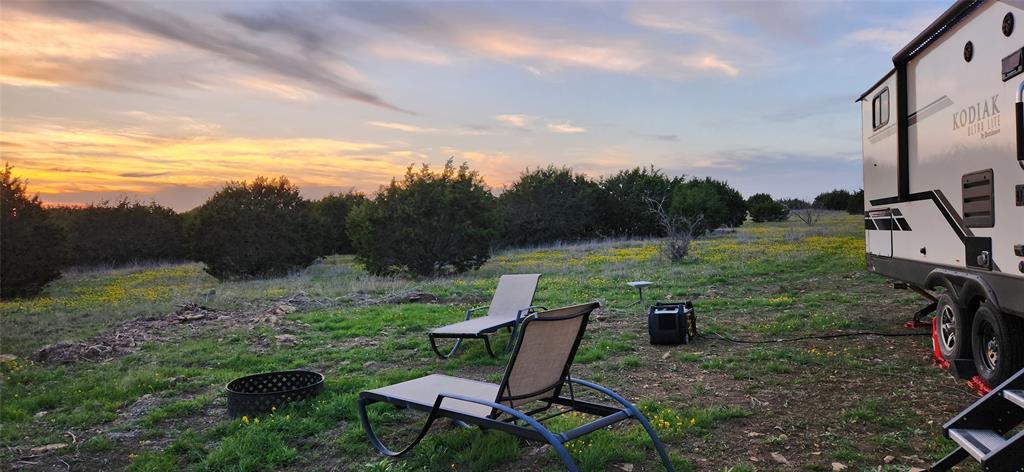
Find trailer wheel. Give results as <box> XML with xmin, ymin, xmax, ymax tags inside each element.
<box><xmin>970</xmin><ymin>303</ymin><xmax>1024</xmax><ymax>387</ymax></box>
<box><xmin>936</xmin><ymin>294</ymin><xmax>971</xmax><ymax>361</ymax></box>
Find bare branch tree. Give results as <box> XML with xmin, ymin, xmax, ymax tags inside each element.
<box><xmin>645</xmin><ymin>196</ymin><xmax>701</xmax><ymax>263</ymax></box>
<box><xmin>792</xmin><ymin>206</ymin><xmax>822</xmax><ymax>226</ymax></box>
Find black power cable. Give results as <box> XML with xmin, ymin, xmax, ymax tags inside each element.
<box><xmin>698</xmin><ymin>330</ymin><xmax>931</xmax><ymax>344</ymax></box>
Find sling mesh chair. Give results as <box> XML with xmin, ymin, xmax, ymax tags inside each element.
<box><xmin>428</xmin><ymin>273</ymin><xmax>543</xmax><ymax>358</ymax></box>
<box><xmin>358</xmin><ymin>302</ymin><xmax>675</xmax><ymax>472</ymax></box>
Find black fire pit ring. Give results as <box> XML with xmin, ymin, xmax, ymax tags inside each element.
<box><xmin>226</xmin><ymin>370</ymin><xmax>324</xmax><ymax>417</ymax></box>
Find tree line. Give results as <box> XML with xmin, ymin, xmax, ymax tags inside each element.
<box><xmin>0</xmin><ymin>163</ymin><xmax>863</xmax><ymax>299</ymax></box>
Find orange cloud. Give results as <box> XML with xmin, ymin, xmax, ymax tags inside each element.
<box><xmin>444</xmin><ymin>20</ymin><xmax>740</xmax><ymax>80</ymax></box>
<box><xmin>1</xmin><ymin>2</ymin><xmax>405</xmax><ymax>110</ymax></box>
<box><xmin>469</xmin><ymin>30</ymin><xmax>648</xmax><ymax>74</ymax></box>
<box><xmin>230</xmin><ymin>77</ymin><xmax>317</xmax><ymax>101</ymax></box>
<box><xmin>0</xmin><ymin>10</ymin><xmax>172</xmax><ymax>87</ymax></box>
<box><xmin>365</xmin><ymin>41</ymin><xmax>451</xmax><ymax>65</ymax></box>
<box><xmin>692</xmin><ymin>54</ymin><xmax>740</xmax><ymax>78</ymax></box>
<box><xmin>440</xmin><ymin>147</ymin><xmax>521</xmax><ymax>189</ymax></box>
<box><xmin>368</xmin><ymin>121</ymin><xmax>439</xmax><ymax>133</ymax></box>
<box><xmin>0</xmin><ymin>119</ymin><xmax>406</xmax><ymax>201</ymax></box>
<box><xmin>367</xmin><ymin>121</ymin><xmax>490</xmax><ymax>136</ymax></box>
<box><xmin>0</xmin><ymin>117</ymin><xmax>541</xmax><ymax>209</ymax></box>
<box><xmin>496</xmin><ymin>114</ymin><xmax>530</xmax><ymax>127</ymax></box>
<box><xmin>546</xmin><ymin>121</ymin><xmax>586</xmax><ymax>134</ymax></box>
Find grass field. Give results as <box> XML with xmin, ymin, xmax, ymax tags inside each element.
<box><xmin>1</xmin><ymin>213</ymin><xmax>978</xmax><ymax>471</ymax></box>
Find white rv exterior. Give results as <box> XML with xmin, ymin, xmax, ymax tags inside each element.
<box><xmin>859</xmin><ymin>0</ymin><xmax>1024</xmax><ymax>385</ymax></box>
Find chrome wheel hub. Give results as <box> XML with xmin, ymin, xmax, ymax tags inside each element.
<box><xmin>939</xmin><ymin>305</ymin><xmax>957</xmax><ymax>351</ymax></box>
<box><xmin>984</xmin><ymin>336</ymin><xmax>1000</xmax><ymax>370</ymax></box>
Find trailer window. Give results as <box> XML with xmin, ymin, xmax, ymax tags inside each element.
<box><xmin>872</xmin><ymin>88</ymin><xmax>890</xmax><ymax>130</ymax></box>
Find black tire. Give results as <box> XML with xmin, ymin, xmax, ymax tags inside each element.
<box><xmin>936</xmin><ymin>294</ymin><xmax>971</xmax><ymax>360</ymax></box>
<box><xmin>971</xmin><ymin>303</ymin><xmax>1024</xmax><ymax>387</ymax></box>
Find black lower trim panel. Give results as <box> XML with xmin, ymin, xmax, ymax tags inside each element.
<box><xmin>867</xmin><ymin>254</ymin><xmax>1024</xmax><ymax>317</ymax></box>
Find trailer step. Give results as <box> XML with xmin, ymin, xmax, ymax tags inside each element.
<box><xmin>1002</xmin><ymin>389</ymin><xmax>1024</xmax><ymax>408</ymax></box>
<box><xmin>948</xmin><ymin>428</ymin><xmax>1006</xmax><ymax>460</ymax></box>
<box><xmin>930</xmin><ymin>367</ymin><xmax>1024</xmax><ymax>471</ymax></box>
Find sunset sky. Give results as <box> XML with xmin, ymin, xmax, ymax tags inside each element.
<box><xmin>1</xmin><ymin>1</ymin><xmax>945</xmax><ymax>210</ymax></box>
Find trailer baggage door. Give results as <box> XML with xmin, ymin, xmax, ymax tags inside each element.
<box><xmin>865</xmin><ymin>210</ymin><xmax>893</xmax><ymax>257</ymax></box>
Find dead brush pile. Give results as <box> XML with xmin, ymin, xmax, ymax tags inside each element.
<box><xmin>32</xmin><ymin>302</ymin><xmax>296</xmax><ymax>364</ymax></box>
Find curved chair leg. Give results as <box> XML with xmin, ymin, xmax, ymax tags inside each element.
<box><xmin>501</xmin><ymin>322</ymin><xmax>519</xmax><ymax>355</ymax></box>
<box><xmin>481</xmin><ymin>325</ymin><xmax>517</xmax><ymax>357</ymax></box>
<box><xmin>360</xmin><ymin>392</ymin><xmax>580</xmax><ymax>471</ymax></box>
<box><xmin>628</xmin><ymin>404</ymin><xmax>674</xmax><ymax>472</ymax></box>
<box><xmin>482</xmin><ymin>336</ymin><xmax>497</xmax><ymax>357</ymax></box>
<box><xmin>357</xmin><ymin>397</ymin><xmax>442</xmax><ymax>457</ymax></box>
<box><xmin>438</xmin><ymin>392</ymin><xmax>580</xmax><ymax>472</ymax></box>
<box><xmin>429</xmin><ymin>335</ymin><xmax>462</xmax><ymax>359</ymax></box>
<box><xmin>569</xmin><ymin>378</ymin><xmax>675</xmax><ymax>472</ymax></box>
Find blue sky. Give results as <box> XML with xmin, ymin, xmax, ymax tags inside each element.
<box><xmin>0</xmin><ymin>0</ymin><xmax>948</xmax><ymax>210</ymax></box>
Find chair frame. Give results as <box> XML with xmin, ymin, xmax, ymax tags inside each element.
<box><xmin>428</xmin><ymin>304</ymin><xmax>547</xmax><ymax>358</ymax></box>
<box><xmin>358</xmin><ymin>304</ymin><xmax>675</xmax><ymax>472</ymax></box>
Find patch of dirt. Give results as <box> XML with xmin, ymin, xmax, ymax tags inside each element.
<box><xmin>349</xmin><ymin>288</ymin><xmax>488</xmax><ymax>307</ymax></box>
<box><xmin>395</xmin><ymin>292</ymin><xmax>438</xmax><ymax>304</ymax></box>
<box><xmin>6</xmin><ymin>431</ymin><xmax>128</xmax><ymax>472</ymax></box>
<box><xmin>1</xmin><ymin>391</ymin><xmax>229</xmax><ymax>471</ymax></box>
<box><xmin>32</xmin><ymin>302</ymin><xmax>298</xmax><ymax>364</ymax></box>
<box><xmin>476</xmin><ymin>289</ymin><xmax>972</xmax><ymax>471</ymax></box>
<box><xmin>273</xmin><ymin>292</ymin><xmax>330</xmax><ymax>309</ymax></box>
<box><xmin>119</xmin><ymin>393</ymin><xmax>163</xmax><ymax>424</ymax></box>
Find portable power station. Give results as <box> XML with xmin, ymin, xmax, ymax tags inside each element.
<box><xmin>648</xmin><ymin>301</ymin><xmax>696</xmax><ymax>345</ymax></box>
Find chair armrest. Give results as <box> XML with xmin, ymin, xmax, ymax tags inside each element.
<box><xmin>465</xmin><ymin>305</ymin><xmax>490</xmax><ymax>320</ymax></box>
<box><xmin>515</xmin><ymin>305</ymin><xmax>548</xmax><ymax>322</ymax></box>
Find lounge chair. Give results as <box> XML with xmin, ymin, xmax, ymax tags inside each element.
<box><xmin>428</xmin><ymin>273</ymin><xmax>543</xmax><ymax>358</ymax></box>
<box><xmin>358</xmin><ymin>302</ymin><xmax>675</xmax><ymax>472</ymax></box>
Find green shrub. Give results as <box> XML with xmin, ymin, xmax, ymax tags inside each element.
<box><xmin>813</xmin><ymin>189</ymin><xmax>853</xmax><ymax>211</ymax></box>
<box><xmin>1</xmin><ymin>165</ymin><xmax>67</xmax><ymax>299</ymax></box>
<box><xmin>598</xmin><ymin>166</ymin><xmax>680</xmax><ymax>237</ymax></box>
<box><xmin>347</xmin><ymin>160</ymin><xmax>497</xmax><ymax>276</ymax></box>
<box><xmin>187</xmin><ymin>176</ymin><xmax>320</xmax><ymax>280</ymax></box>
<box><xmin>847</xmin><ymin>188</ymin><xmax>865</xmax><ymax>214</ymax></box>
<box><xmin>53</xmin><ymin>199</ymin><xmax>186</xmax><ymax>267</ymax></box>
<box><xmin>746</xmin><ymin>193</ymin><xmax>789</xmax><ymax>222</ymax></box>
<box><xmin>668</xmin><ymin>177</ymin><xmax>746</xmax><ymax>235</ymax></box>
<box><xmin>308</xmin><ymin>191</ymin><xmax>367</xmax><ymax>255</ymax></box>
<box><xmin>498</xmin><ymin>166</ymin><xmax>600</xmax><ymax>246</ymax></box>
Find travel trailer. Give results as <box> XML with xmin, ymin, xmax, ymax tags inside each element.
<box><xmin>859</xmin><ymin>0</ymin><xmax>1024</xmax><ymax>387</ymax></box>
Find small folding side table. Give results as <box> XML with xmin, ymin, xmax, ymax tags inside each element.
<box><xmin>624</xmin><ymin>281</ymin><xmax>653</xmax><ymax>308</ymax></box>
